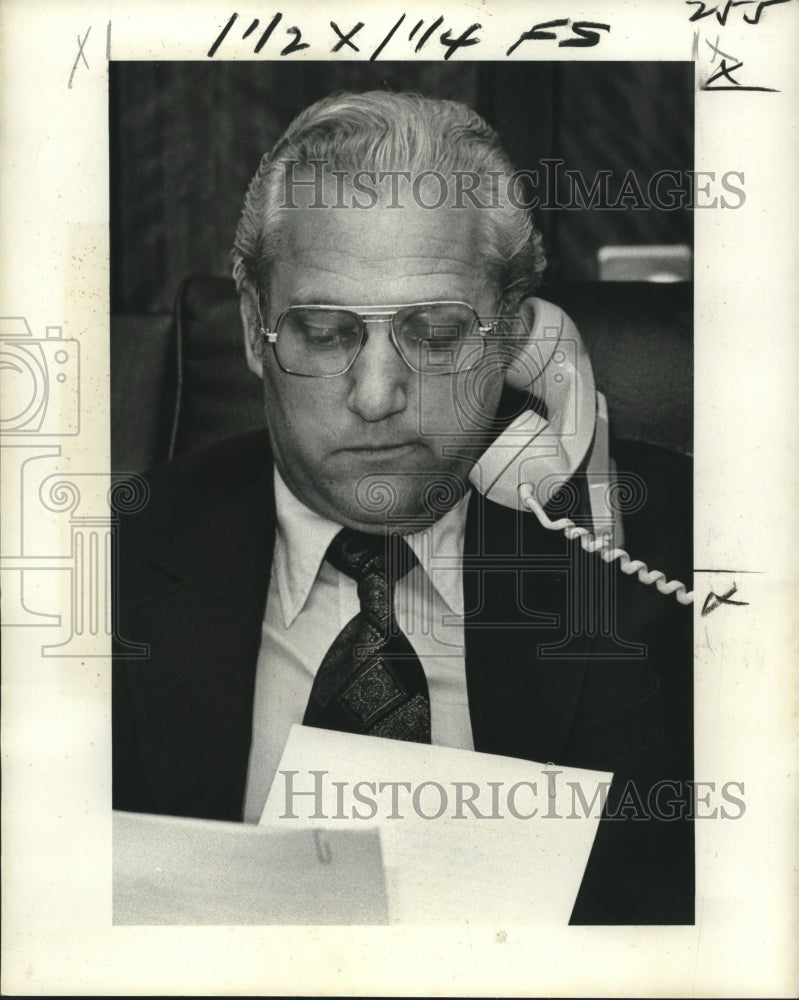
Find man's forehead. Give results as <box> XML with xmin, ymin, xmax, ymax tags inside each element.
<box><xmin>268</xmin><ymin>196</ymin><xmax>487</xmax><ymax>295</ymax></box>
<box><xmin>270</xmin><ymin>215</ymin><xmax>488</xmax><ymax>311</ymax></box>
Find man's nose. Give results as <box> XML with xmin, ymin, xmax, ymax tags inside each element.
<box><xmin>346</xmin><ymin>319</ymin><xmax>410</xmax><ymax>422</ymax></box>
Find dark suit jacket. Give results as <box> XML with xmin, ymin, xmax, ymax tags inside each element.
<box><xmin>113</xmin><ymin>429</ymin><xmax>694</xmax><ymax>925</ymax></box>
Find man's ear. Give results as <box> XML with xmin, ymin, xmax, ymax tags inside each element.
<box><xmin>239</xmin><ymin>280</ymin><xmax>264</xmax><ymax>378</ymax></box>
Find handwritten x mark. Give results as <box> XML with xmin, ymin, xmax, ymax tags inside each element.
<box><xmin>704</xmin><ymin>33</ymin><xmax>737</xmax><ymax>63</ymax></box>
<box><xmin>68</xmin><ymin>26</ymin><xmax>91</xmax><ymax>89</ymax></box>
<box><xmin>331</xmin><ymin>20</ymin><xmax>364</xmax><ymax>52</ymax></box>
<box><xmin>701</xmin><ymin>582</ymin><xmax>749</xmax><ymax>616</ymax></box>
<box><xmin>702</xmin><ymin>56</ymin><xmax>779</xmax><ymax>91</ymax></box>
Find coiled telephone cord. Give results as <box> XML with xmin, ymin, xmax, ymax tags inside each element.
<box><xmin>519</xmin><ymin>483</ymin><xmax>694</xmax><ymax>606</ymax></box>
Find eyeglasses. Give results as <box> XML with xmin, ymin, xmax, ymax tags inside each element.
<box><xmin>260</xmin><ymin>301</ymin><xmax>498</xmax><ymax>377</ymax></box>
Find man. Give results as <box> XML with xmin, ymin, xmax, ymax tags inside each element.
<box><xmin>113</xmin><ymin>91</ymin><xmax>693</xmax><ymax>924</ymax></box>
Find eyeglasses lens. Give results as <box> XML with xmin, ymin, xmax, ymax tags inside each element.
<box><xmin>393</xmin><ymin>303</ymin><xmax>482</xmax><ymax>373</ymax></box>
<box><xmin>275</xmin><ymin>303</ymin><xmax>485</xmax><ymax>376</ymax></box>
<box><xmin>276</xmin><ymin>308</ymin><xmax>363</xmax><ymax>376</ymax></box>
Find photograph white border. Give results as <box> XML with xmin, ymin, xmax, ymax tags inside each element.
<box><xmin>1</xmin><ymin>1</ymin><xmax>797</xmax><ymax>995</ymax></box>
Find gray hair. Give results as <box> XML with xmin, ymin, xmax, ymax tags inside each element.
<box><xmin>231</xmin><ymin>90</ymin><xmax>546</xmax><ymax>307</ymax></box>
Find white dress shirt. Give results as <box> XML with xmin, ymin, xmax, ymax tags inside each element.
<box><xmin>243</xmin><ymin>468</ymin><xmax>473</xmax><ymax>823</ymax></box>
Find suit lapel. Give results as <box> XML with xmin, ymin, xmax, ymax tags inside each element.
<box><xmin>127</xmin><ymin>437</ymin><xmax>276</xmax><ymax>821</ymax></box>
<box><xmin>463</xmin><ymin>492</ymin><xmax>592</xmax><ymax>764</ymax></box>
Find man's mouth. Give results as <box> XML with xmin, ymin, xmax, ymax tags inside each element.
<box><xmin>345</xmin><ymin>442</ymin><xmax>417</xmax><ymax>452</ymax></box>
<box><xmin>338</xmin><ymin>442</ymin><xmax>425</xmax><ymax>461</ymax></box>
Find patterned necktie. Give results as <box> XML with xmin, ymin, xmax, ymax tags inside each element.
<box><xmin>303</xmin><ymin>528</ymin><xmax>432</xmax><ymax>743</ymax></box>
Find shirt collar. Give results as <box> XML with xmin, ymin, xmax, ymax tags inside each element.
<box><xmin>272</xmin><ymin>466</ymin><xmax>469</xmax><ymax>627</ymax></box>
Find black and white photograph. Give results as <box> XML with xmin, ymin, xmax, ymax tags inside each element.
<box><xmin>1</xmin><ymin>1</ymin><xmax>797</xmax><ymax>995</ymax></box>
<box><xmin>110</xmin><ymin>60</ymin><xmax>695</xmax><ymax>927</ymax></box>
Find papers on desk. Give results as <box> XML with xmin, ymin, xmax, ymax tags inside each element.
<box><xmin>113</xmin><ymin>811</ymin><xmax>388</xmax><ymax>924</ymax></box>
<box><xmin>113</xmin><ymin>730</ymin><xmax>611</xmax><ymax>926</ymax></box>
<box><xmin>260</xmin><ymin>725</ymin><xmax>612</xmax><ymax>925</ymax></box>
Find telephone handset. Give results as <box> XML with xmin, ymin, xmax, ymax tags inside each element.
<box><xmin>469</xmin><ymin>298</ymin><xmax>694</xmax><ymax>605</ymax></box>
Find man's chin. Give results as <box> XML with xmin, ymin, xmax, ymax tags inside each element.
<box><xmin>335</xmin><ymin>472</ymin><xmax>470</xmax><ymax>530</ymax></box>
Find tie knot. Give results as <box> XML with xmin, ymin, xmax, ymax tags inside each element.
<box><xmin>326</xmin><ymin>528</ymin><xmax>417</xmax><ymax>588</ymax></box>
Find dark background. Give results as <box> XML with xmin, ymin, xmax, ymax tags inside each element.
<box><xmin>109</xmin><ymin>61</ymin><xmax>693</xmax><ymax>315</ymax></box>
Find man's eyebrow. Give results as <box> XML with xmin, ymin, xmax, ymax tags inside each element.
<box><xmin>285</xmin><ymin>284</ymin><xmax>478</xmax><ymax>309</ymax></box>
<box><xmin>286</xmin><ymin>295</ymin><xmax>332</xmax><ymax>307</ymax></box>
<box><xmin>283</xmin><ymin>297</ymin><xmax>473</xmax><ymax>310</ymax></box>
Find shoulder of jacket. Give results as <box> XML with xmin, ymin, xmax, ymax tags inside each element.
<box><xmin>114</xmin><ymin>429</ymin><xmax>275</xmax><ymax>558</ymax></box>
<box><xmin>610</xmin><ymin>439</ymin><xmax>692</xmax><ymax>586</ymax></box>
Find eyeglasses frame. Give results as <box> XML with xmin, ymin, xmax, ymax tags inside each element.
<box><xmin>258</xmin><ymin>300</ymin><xmax>499</xmax><ymax>378</ymax></box>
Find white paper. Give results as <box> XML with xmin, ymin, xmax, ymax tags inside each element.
<box><xmin>113</xmin><ymin>810</ymin><xmax>388</xmax><ymax>925</ymax></box>
<box><xmin>260</xmin><ymin>725</ymin><xmax>611</xmax><ymax>925</ymax></box>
